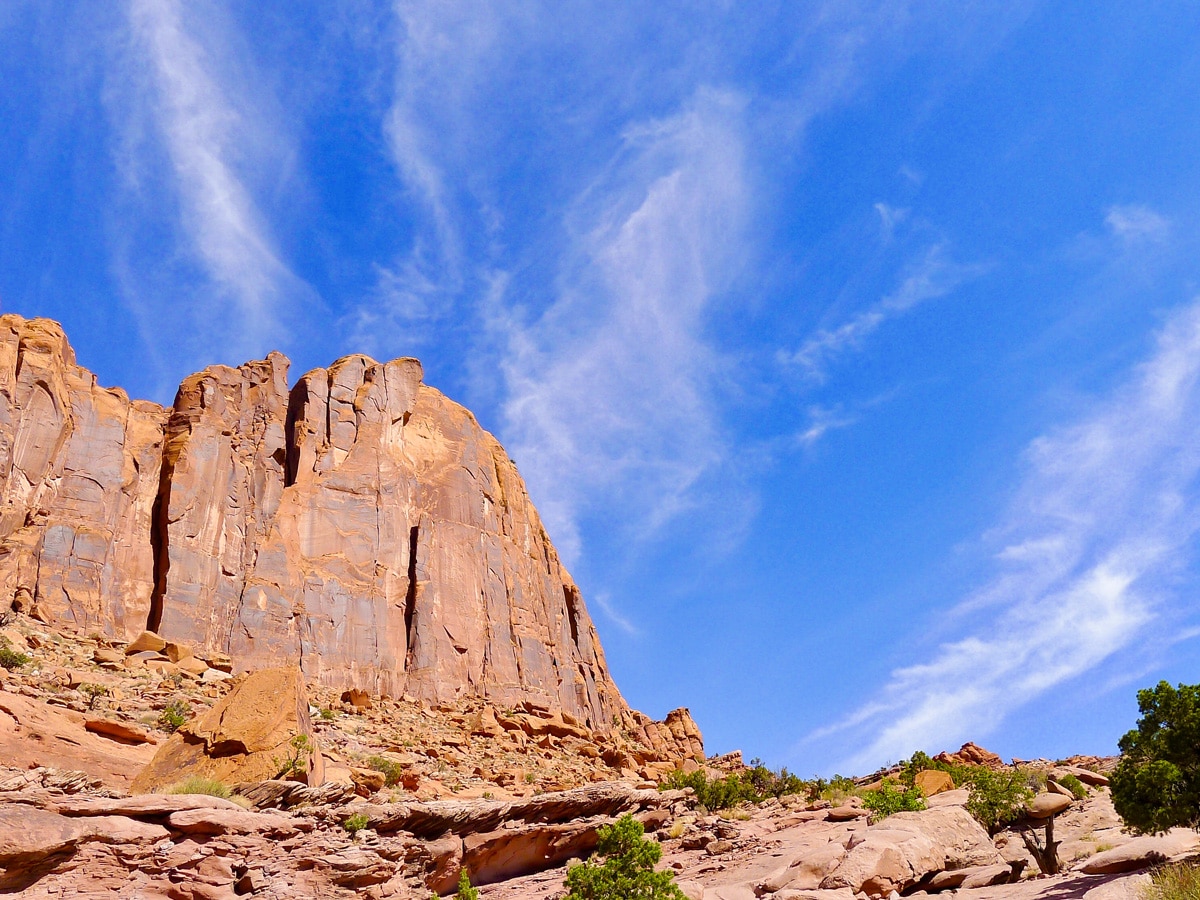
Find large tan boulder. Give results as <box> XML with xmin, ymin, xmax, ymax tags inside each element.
<box><xmin>131</xmin><ymin>667</ymin><xmax>323</xmax><ymax>792</ymax></box>
<box><xmin>821</xmin><ymin>806</ymin><xmax>1002</xmax><ymax>897</ymax></box>
<box><xmin>914</xmin><ymin>770</ymin><xmax>955</xmax><ymax>797</ymax></box>
<box><xmin>1078</xmin><ymin>831</ymin><xmax>1200</xmax><ymax>874</ymax></box>
<box><xmin>1027</xmin><ymin>792</ymin><xmax>1072</xmax><ymax>818</ymax></box>
<box><xmin>462</xmin><ymin>820</ymin><xmax>600</xmax><ymax>885</ymax></box>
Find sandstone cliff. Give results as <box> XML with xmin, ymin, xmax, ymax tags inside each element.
<box><xmin>0</xmin><ymin>315</ymin><xmax>628</xmax><ymax>730</ymax></box>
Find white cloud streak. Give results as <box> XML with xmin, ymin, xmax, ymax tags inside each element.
<box><xmin>499</xmin><ymin>89</ymin><xmax>750</xmax><ymax>562</ymax></box>
<box><xmin>120</xmin><ymin>0</ymin><xmax>298</xmax><ymax>360</ymax></box>
<box><xmin>821</xmin><ymin>295</ymin><xmax>1200</xmax><ymax>772</ymax></box>
<box><xmin>1105</xmin><ymin>204</ymin><xmax>1170</xmax><ymax>245</ymax></box>
<box><xmin>786</xmin><ymin>243</ymin><xmax>984</xmax><ymax>383</ymax></box>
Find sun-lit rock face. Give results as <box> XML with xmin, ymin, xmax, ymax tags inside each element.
<box><xmin>0</xmin><ymin>314</ymin><xmax>627</xmax><ymax>730</ymax></box>
<box><xmin>0</xmin><ymin>315</ymin><xmax>168</xmax><ymax>638</ymax></box>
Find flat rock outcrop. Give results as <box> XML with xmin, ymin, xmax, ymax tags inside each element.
<box><xmin>0</xmin><ymin>315</ymin><xmax>639</xmax><ymax>734</ymax></box>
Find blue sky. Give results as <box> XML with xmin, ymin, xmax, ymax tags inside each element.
<box><xmin>4</xmin><ymin>1</ymin><xmax>1200</xmax><ymax>775</ymax></box>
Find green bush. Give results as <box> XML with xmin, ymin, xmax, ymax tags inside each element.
<box><xmin>274</xmin><ymin>734</ymin><xmax>315</xmax><ymax>779</ymax></box>
<box><xmin>366</xmin><ymin>755</ymin><xmax>405</xmax><ymax>787</ymax></box>
<box><xmin>167</xmin><ymin>776</ymin><xmax>231</xmax><ymax>799</ymax></box>
<box><xmin>453</xmin><ymin>869</ymin><xmax>479</xmax><ymax>900</ymax></box>
<box><xmin>0</xmin><ymin>647</ymin><xmax>30</xmax><ymax>670</ymax></box>
<box><xmin>660</xmin><ymin>762</ymin><xmax>810</xmax><ymax>810</ymax></box>
<box><xmin>564</xmin><ymin>814</ymin><xmax>686</xmax><ymax>900</ymax></box>
<box><xmin>1111</xmin><ymin>681</ymin><xmax>1200</xmax><ymax>834</ymax></box>
<box><xmin>343</xmin><ymin>812</ymin><xmax>370</xmax><ymax>835</ymax></box>
<box><xmin>861</xmin><ymin>780</ymin><xmax>926</xmax><ymax>820</ymax></box>
<box><xmin>79</xmin><ymin>682</ymin><xmax>107</xmax><ymax>710</ymax></box>
<box><xmin>1142</xmin><ymin>863</ymin><xmax>1200</xmax><ymax>900</ymax></box>
<box><xmin>960</xmin><ymin>767</ymin><xmax>1035</xmax><ymax>833</ymax></box>
<box><xmin>157</xmin><ymin>700</ymin><xmax>190</xmax><ymax>733</ymax></box>
<box><xmin>1056</xmin><ymin>774</ymin><xmax>1088</xmax><ymax>800</ymax></box>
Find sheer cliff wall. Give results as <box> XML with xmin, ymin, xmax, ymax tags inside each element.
<box><xmin>0</xmin><ymin>315</ymin><xmax>626</xmax><ymax>730</ymax></box>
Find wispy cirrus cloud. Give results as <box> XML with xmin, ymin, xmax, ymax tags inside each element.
<box><xmin>1105</xmin><ymin>204</ymin><xmax>1170</xmax><ymax>245</ymax></box>
<box><xmin>818</xmin><ymin>290</ymin><xmax>1200</xmax><ymax>772</ymax></box>
<box><xmin>114</xmin><ymin>0</ymin><xmax>308</xmax><ymax>367</ymax></box>
<box><xmin>784</xmin><ymin>243</ymin><xmax>986</xmax><ymax>384</ymax></box>
<box><xmin>500</xmin><ymin>88</ymin><xmax>750</xmax><ymax>564</ymax></box>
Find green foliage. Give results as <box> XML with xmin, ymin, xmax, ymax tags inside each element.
<box><xmin>343</xmin><ymin>812</ymin><xmax>370</xmax><ymax>835</ymax></box>
<box><xmin>167</xmin><ymin>776</ymin><xmax>231</xmax><ymax>799</ymax></box>
<box><xmin>564</xmin><ymin>815</ymin><xmax>686</xmax><ymax>900</ymax></box>
<box><xmin>960</xmin><ymin>767</ymin><xmax>1035</xmax><ymax>833</ymax></box>
<box><xmin>157</xmin><ymin>700</ymin><xmax>190</xmax><ymax>733</ymax></box>
<box><xmin>660</xmin><ymin>762</ymin><xmax>809</xmax><ymax>810</ymax></box>
<box><xmin>1111</xmin><ymin>681</ymin><xmax>1200</xmax><ymax>834</ymax></box>
<box><xmin>861</xmin><ymin>780</ymin><xmax>926</xmax><ymax>820</ymax></box>
<box><xmin>366</xmin><ymin>755</ymin><xmax>405</xmax><ymax>787</ymax></box>
<box><xmin>318</xmin><ymin>707</ymin><xmax>335</xmax><ymax>720</ymax></box>
<box><xmin>79</xmin><ymin>682</ymin><xmax>107</xmax><ymax>710</ymax></box>
<box><xmin>274</xmin><ymin>734</ymin><xmax>315</xmax><ymax>779</ymax></box>
<box><xmin>0</xmin><ymin>647</ymin><xmax>31</xmax><ymax>670</ymax></box>
<box><xmin>454</xmin><ymin>869</ymin><xmax>479</xmax><ymax>900</ymax></box>
<box><xmin>1056</xmin><ymin>774</ymin><xmax>1088</xmax><ymax>800</ymax></box>
<box><xmin>1143</xmin><ymin>863</ymin><xmax>1200</xmax><ymax>900</ymax></box>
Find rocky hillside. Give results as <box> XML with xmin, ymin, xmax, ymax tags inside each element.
<box><xmin>0</xmin><ymin>314</ymin><xmax>622</xmax><ymax>729</ymax></box>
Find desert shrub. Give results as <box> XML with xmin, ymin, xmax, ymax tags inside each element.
<box><xmin>167</xmin><ymin>776</ymin><xmax>231</xmax><ymax>799</ymax></box>
<box><xmin>157</xmin><ymin>700</ymin><xmax>190</xmax><ymax>733</ymax></box>
<box><xmin>343</xmin><ymin>812</ymin><xmax>370</xmax><ymax>835</ymax></box>
<box><xmin>862</xmin><ymin>780</ymin><xmax>926</xmax><ymax>820</ymax></box>
<box><xmin>318</xmin><ymin>707</ymin><xmax>335</xmax><ymax>720</ymax></box>
<box><xmin>1142</xmin><ymin>863</ymin><xmax>1200</xmax><ymax>900</ymax></box>
<box><xmin>564</xmin><ymin>814</ymin><xmax>685</xmax><ymax>900</ymax></box>
<box><xmin>960</xmin><ymin>767</ymin><xmax>1035</xmax><ymax>833</ymax></box>
<box><xmin>79</xmin><ymin>682</ymin><xmax>107</xmax><ymax>710</ymax></box>
<box><xmin>1056</xmin><ymin>773</ymin><xmax>1088</xmax><ymax>800</ymax></box>
<box><xmin>274</xmin><ymin>734</ymin><xmax>315</xmax><ymax>779</ymax></box>
<box><xmin>1111</xmin><ymin>681</ymin><xmax>1200</xmax><ymax>834</ymax></box>
<box><xmin>453</xmin><ymin>869</ymin><xmax>479</xmax><ymax>900</ymax></box>
<box><xmin>0</xmin><ymin>647</ymin><xmax>30</xmax><ymax>670</ymax></box>
<box><xmin>366</xmin><ymin>755</ymin><xmax>405</xmax><ymax>787</ymax></box>
<box><xmin>661</xmin><ymin>763</ymin><xmax>811</xmax><ymax>810</ymax></box>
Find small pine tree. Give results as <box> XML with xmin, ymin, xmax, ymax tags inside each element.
<box><xmin>565</xmin><ymin>815</ymin><xmax>686</xmax><ymax>900</ymax></box>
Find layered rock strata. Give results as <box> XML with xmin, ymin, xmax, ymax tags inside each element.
<box><xmin>0</xmin><ymin>315</ymin><xmax>631</xmax><ymax>731</ymax></box>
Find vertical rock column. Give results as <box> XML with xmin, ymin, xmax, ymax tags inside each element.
<box><xmin>0</xmin><ymin>315</ymin><xmax>168</xmax><ymax>637</ymax></box>
<box><xmin>152</xmin><ymin>352</ymin><xmax>290</xmax><ymax>648</ymax></box>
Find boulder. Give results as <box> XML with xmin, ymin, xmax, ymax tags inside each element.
<box><xmin>341</xmin><ymin>689</ymin><xmax>373</xmax><ymax>710</ymax></box>
<box><xmin>914</xmin><ymin>771</ymin><xmax>955</xmax><ymax>797</ymax></box>
<box><xmin>1079</xmin><ymin>831</ymin><xmax>1200</xmax><ymax>874</ymax></box>
<box><xmin>821</xmin><ymin>806</ymin><xmax>1001</xmax><ymax>896</ymax></box>
<box><xmin>925</xmin><ymin>862</ymin><xmax>1012</xmax><ymax>891</ymax></box>
<box><xmin>131</xmin><ymin>667</ymin><xmax>323</xmax><ymax>792</ymax></box>
<box><xmin>926</xmin><ymin>789</ymin><xmax>970</xmax><ymax>809</ymax></box>
<box><xmin>1053</xmin><ymin>765</ymin><xmax>1110</xmax><ymax>787</ymax></box>
<box><xmin>462</xmin><ymin>820</ymin><xmax>600</xmax><ymax>884</ymax></box>
<box><xmin>1026</xmin><ymin>792</ymin><xmax>1071</xmax><ymax>819</ymax></box>
<box><xmin>1082</xmin><ymin>873</ymin><xmax>1153</xmax><ymax>900</ymax></box>
<box><xmin>125</xmin><ymin>631</ymin><xmax>168</xmax><ymax>656</ymax></box>
<box><xmin>83</xmin><ymin>718</ymin><xmax>157</xmax><ymax>746</ymax></box>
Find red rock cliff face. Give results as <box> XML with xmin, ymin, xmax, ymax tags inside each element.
<box><xmin>0</xmin><ymin>315</ymin><xmax>627</xmax><ymax>730</ymax></box>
